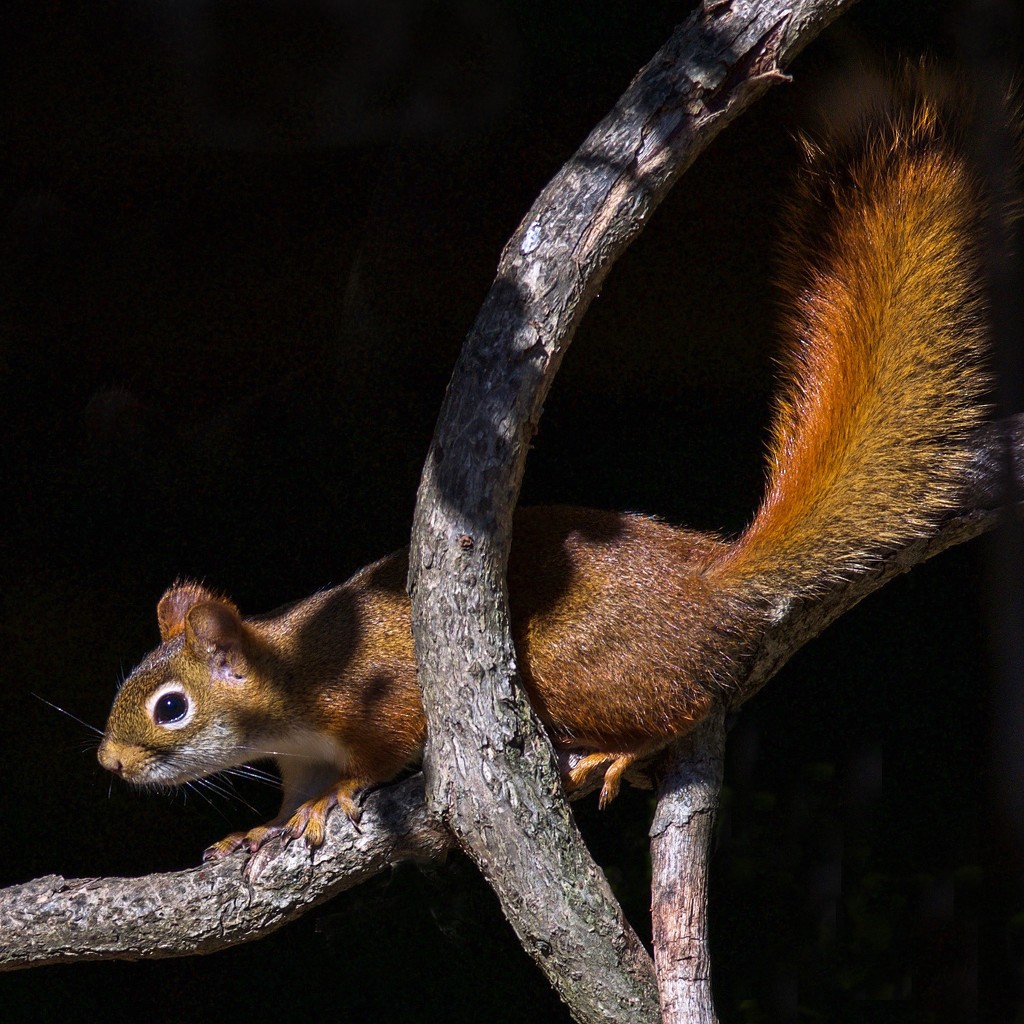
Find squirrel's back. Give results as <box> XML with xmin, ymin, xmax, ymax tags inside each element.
<box><xmin>711</xmin><ymin>66</ymin><xmax>1010</xmax><ymax>602</ymax></box>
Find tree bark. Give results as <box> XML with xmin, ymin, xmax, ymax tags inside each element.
<box><xmin>651</xmin><ymin>708</ymin><xmax>727</xmax><ymax>1024</ymax></box>
<box><xmin>406</xmin><ymin>2</ymin><xmax>857</xmax><ymax>1022</ymax></box>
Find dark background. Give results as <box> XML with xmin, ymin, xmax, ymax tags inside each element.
<box><xmin>3</xmin><ymin>1</ymin><xmax>1022</xmax><ymax>1021</ymax></box>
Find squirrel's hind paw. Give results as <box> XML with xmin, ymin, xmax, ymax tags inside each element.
<box><xmin>563</xmin><ymin>751</ymin><xmax>638</xmax><ymax>808</ymax></box>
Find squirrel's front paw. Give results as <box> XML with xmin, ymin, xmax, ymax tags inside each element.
<box><xmin>202</xmin><ymin>831</ymin><xmax>248</xmax><ymax>861</ymax></box>
<box><xmin>202</xmin><ymin>824</ymin><xmax>289</xmax><ymax>859</ymax></box>
<box><xmin>283</xmin><ymin>780</ymin><xmax>364</xmax><ymax>849</ymax></box>
<box><xmin>202</xmin><ymin>780</ymin><xmax>367</xmax><ymax>859</ymax></box>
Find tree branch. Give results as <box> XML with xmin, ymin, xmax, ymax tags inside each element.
<box><xmin>641</xmin><ymin>412</ymin><xmax>1024</xmax><ymax>1024</ymax></box>
<box><xmin>0</xmin><ymin>776</ymin><xmax>449</xmax><ymax>971</ymax></box>
<box><xmin>651</xmin><ymin>709</ymin><xmax>727</xmax><ymax>1024</ymax></box>
<box><xmin>406</xmin><ymin>2</ymin><xmax>856</xmax><ymax>1023</ymax></box>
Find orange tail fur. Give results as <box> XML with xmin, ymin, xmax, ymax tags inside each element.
<box><xmin>712</xmin><ymin>67</ymin><xmax>1009</xmax><ymax>602</ymax></box>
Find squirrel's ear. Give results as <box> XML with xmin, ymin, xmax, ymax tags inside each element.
<box><xmin>185</xmin><ymin>601</ymin><xmax>249</xmax><ymax>684</ymax></box>
<box><xmin>157</xmin><ymin>582</ymin><xmax>223</xmax><ymax>640</ymax></box>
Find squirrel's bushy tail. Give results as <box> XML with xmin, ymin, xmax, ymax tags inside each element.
<box><xmin>711</xmin><ymin>65</ymin><xmax>1012</xmax><ymax>602</ymax></box>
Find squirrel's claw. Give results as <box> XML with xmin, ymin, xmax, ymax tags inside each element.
<box><xmin>242</xmin><ymin>822</ymin><xmax>289</xmax><ymax>851</ymax></box>
<box><xmin>201</xmin><ymin>824</ymin><xmax>286</xmax><ymax>859</ymax></box>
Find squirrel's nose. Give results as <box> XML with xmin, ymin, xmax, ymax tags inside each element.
<box><xmin>97</xmin><ymin>741</ymin><xmax>124</xmax><ymax>775</ymax></box>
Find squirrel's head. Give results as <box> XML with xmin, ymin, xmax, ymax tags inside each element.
<box><xmin>98</xmin><ymin>583</ymin><xmax>267</xmax><ymax>787</ymax></box>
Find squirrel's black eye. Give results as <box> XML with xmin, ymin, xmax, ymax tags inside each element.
<box><xmin>153</xmin><ymin>691</ymin><xmax>189</xmax><ymax>725</ymax></box>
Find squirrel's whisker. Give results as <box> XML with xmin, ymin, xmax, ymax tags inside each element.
<box><xmin>33</xmin><ymin>693</ymin><xmax>103</xmax><ymax>735</ymax></box>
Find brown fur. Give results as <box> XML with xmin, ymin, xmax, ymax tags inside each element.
<box><xmin>99</xmin><ymin>69</ymin><xmax>1008</xmax><ymax>854</ymax></box>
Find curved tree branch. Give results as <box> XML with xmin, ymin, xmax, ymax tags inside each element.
<box><xmin>406</xmin><ymin>2</ymin><xmax>857</xmax><ymax>1022</ymax></box>
<box><xmin>643</xmin><ymin>413</ymin><xmax>1024</xmax><ymax>1024</ymax></box>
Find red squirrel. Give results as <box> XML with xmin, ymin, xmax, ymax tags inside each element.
<box><xmin>98</xmin><ymin>68</ymin><xmax>1003</xmax><ymax>860</ymax></box>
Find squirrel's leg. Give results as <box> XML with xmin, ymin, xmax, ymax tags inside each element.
<box><xmin>563</xmin><ymin>751</ymin><xmax>639</xmax><ymax>808</ymax></box>
<box><xmin>203</xmin><ymin>815</ymin><xmax>296</xmax><ymax>861</ymax></box>
<box><xmin>243</xmin><ymin>769</ymin><xmax>366</xmax><ymax>851</ymax></box>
